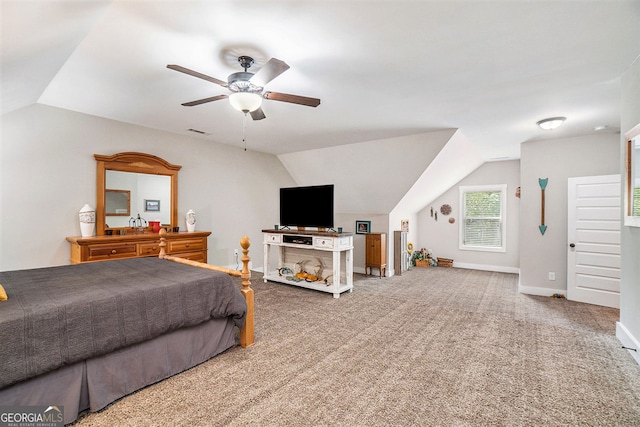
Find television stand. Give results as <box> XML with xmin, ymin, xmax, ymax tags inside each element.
<box><xmin>262</xmin><ymin>229</ymin><xmax>354</xmax><ymax>298</ymax></box>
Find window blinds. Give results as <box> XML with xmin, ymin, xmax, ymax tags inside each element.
<box><xmin>463</xmin><ymin>191</ymin><xmax>502</xmax><ymax>247</ymax></box>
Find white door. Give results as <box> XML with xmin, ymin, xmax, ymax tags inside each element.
<box><xmin>567</xmin><ymin>174</ymin><xmax>621</xmax><ymax>308</ymax></box>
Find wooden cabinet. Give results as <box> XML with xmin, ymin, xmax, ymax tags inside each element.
<box><xmin>365</xmin><ymin>232</ymin><xmax>387</xmax><ymax>277</ymax></box>
<box><xmin>66</xmin><ymin>231</ymin><xmax>211</xmax><ymax>264</ymax></box>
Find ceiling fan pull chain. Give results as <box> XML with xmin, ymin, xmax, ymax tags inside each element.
<box><xmin>242</xmin><ymin>111</ymin><xmax>248</xmax><ymax>151</ymax></box>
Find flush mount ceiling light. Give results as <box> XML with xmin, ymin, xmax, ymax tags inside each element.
<box><xmin>536</xmin><ymin>117</ymin><xmax>566</xmax><ymax>130</ymax></box>
<box><xmin>229</xmin><ymin>92</ymin><xmax>262</xmax><ymax>113</ymax></box>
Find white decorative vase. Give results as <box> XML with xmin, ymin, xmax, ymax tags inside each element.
<box><xmin>79</xmin><ymin>204</ymin><xmax>96</xmax><ymax>237</ymax></box>
<box><xmin>186</xmin><ymin>209</ymin><xmax>196</xmax><ymax>233</ymax></box>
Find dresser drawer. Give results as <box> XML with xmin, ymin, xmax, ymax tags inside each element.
<box><xmin>167</xmin><ymin>238</ymin><xmax>205</xmax><ymax>254</ymax></box>
<box><xmin>139</xmin><ymin>242</ymin><xmax>161</xmax><ymax>256</ymax></box>
<box><xmin>265</xmin><ymin>233</ymin><xmax>282</xmax><ymax>244</ymax></box>
<box><xmin>87</xmin><ymin>243</ymin><xmax>137</xmax><ymax>261</ymax></box>
<box><xmin>170</xmin><ymin>251</ymin><xmax>206</xmax><ymax>263</ymax></box>
<box><xmin>313</xmin><ymin>237</ymin><xmax>334</xmax><ymax>249</ymax></box>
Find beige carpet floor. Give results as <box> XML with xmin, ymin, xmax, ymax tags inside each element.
<box><xmin>74</xmin><ymin>267</ymin><xmax>640</xmax><ymax>426</ymax></box>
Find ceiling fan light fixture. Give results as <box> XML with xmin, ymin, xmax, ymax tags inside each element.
<box><xmin>168</xmin><ymin>55</ymin><xmax>320</xmax><ymax>120</ymax></box>
<box><xmin>536</xmin><ymin>116</ymin><xmax>566</xmax><ymax>130</ymax></box>
<box><xmin>229</xmin><ymin>92</ymin><xmax>262</xmax><ymax>113</ymax></box>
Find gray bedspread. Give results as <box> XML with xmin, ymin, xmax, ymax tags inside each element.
<box><xmin>0</xmin><ymin>257</ymin><xmax>247</xmax><ymax>389</ymax></box>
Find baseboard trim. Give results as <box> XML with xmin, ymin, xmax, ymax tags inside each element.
<box><xmin>354</xmin><ymin>266</ymin><xmax>367</xmax><ymax>275</ymax></box>
<box><xmin>358</xmin><ymin>264</ymin><xmax>517</xmax><ymax>276</ymax></box>
<box><xmin>616</xmin><ymin>322</ymin><xmax>640</xmax><ymax>366</ymax></box>
<box><xmin>453</xmin><ymin>262</ymin><xmax>520</xmax><ymax>274</ymax></box>
<box><xmin>518</xmin><ymin>283</ymin><xmax>566</xmax><ymax>297</ymax></box>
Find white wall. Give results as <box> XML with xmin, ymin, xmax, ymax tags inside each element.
<box><xmin>416</xmin><ymin>160</ymin><xmax>520</xmax><ymax>273</ymax></box>
<box><xmin>519</xmin><ymin>133</ymin><xmax>620</xmax><ymax>296</ymax></box>
<box><xmin>0</xmin><ymin>104</ymin><xmax>295</xmax><ymax>271</ymax></box>
<box><xmin>278</xmin><ymin>131</ymin><xmax>452</xmax><ymax>215</ymax></box>
<box><xmin>336</xmin><ymin>212</ymin><xmax>389</xmax><ymax>274</ymax></box>
<box><xmin>618</xmin><ymin>55</ymin><xmax>640</xmax><ymax>365</ymax></box>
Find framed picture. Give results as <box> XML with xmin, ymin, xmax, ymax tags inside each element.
<box><xmin>145</xmin><ymin>199</ymin><xmax>160</xmax><ymax>212</ymax></box>
<box><xmin>356</xmin><ymin>220</ymin><xmax>371</xmax><ymax>234</ymax></box>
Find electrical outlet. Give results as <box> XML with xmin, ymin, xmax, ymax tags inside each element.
<box><xmin>234</xmin><ymin>249</ymin><xmax>239</xmax><ymax>256</ymax></box>
<box><xmin>548</xmin><ymin>272</ymin><xmax>556</xmax><ymax>281</ymax></box>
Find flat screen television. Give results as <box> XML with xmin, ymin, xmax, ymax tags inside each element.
<box><xmin>280</xmin><ymin>184</ymin><xmax>334</xmax><ymax>229</ymax></box>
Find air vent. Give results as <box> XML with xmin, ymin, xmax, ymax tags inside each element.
<box><xmin>187</xmin><ymin>128</ymin><xmax>209</xmax><ymax>135</ymax></box>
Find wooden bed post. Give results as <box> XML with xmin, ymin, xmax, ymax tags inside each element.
<box><xmin>158</xmin><ymin>229</ymin><xmax>254</xmax><ymax>348</ymax></box>
<box><xmin>159</xmin><ymin>229</ymin><xmax>167</xmax><ymax>258</ymax></box>
<box><xmin>239</xmin><ymin>236</ymin><xmax>254</xmax><ymax>347</ymax></box>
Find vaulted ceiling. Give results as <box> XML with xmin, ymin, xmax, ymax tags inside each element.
<box><xmin>2</xmin><ymin>1</ymin><xmax>639</xmax><ymax>159</ymax></box>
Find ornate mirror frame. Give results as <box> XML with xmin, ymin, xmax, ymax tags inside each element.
<box><xmin>95</xmin><ymin>152</ymin><xmax>181</xmax><ymax>235</ymax></box>
<box><xmin>624</xmin><ymin>123</ymin><xmax>640</xmax><ymax>227</ymax></box>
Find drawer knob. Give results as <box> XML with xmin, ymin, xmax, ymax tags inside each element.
<box><xmin>111</xmin><ymin>250</ymin><xmax>117</xmax><ymax>254</ymax></box>
<box><xmin>185</xmin><ymin>243</ymin><xmax>190</xmax><ymax>247</ymax></box>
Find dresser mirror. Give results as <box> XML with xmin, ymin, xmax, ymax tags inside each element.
<box><xmin>625</xmin><ymin>123</ymin><xmax>640</xmax><ymax>227</ymax></box>
<box><xmin>95</xmin><ymin>152</ymin><xmax>181</xmax><ymax>235</ymax></box>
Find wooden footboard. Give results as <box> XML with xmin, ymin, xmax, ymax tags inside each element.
<box><xmin>158</xmin><ymin>229</ymin><xmax>254</xmax><ymax>347</ymax></box>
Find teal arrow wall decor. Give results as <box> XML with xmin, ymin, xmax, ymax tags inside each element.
<box><xmin>539</xmin><ymin>178</ymin><xmax>548</xmax><ymax>235</ymax></box>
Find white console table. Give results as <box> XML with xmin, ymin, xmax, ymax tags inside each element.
<box><xmin>262</xmin><ymin>229</ymin><xmax>354</xmax><ymax>298</ymax></box>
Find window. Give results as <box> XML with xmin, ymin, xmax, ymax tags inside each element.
<box><xmin>459</xmin><ymin>184</ymin><xmax>507</xmax><ymax>252</ymax></box>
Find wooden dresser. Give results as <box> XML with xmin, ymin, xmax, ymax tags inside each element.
<box><xmin>66</xmin><ymin>231</ymin><xmax>211</xmax><ymax>264</ymax></box>
<box><xmin>365</xmin><ymin>232</ymin><xmax>387</xmax><ymax>277</ymax></box>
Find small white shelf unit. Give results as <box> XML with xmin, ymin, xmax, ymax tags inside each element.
<box><xmin>262</xmin><ymin>229</ymin><xmax>354</xmax><ymax>298</ymax></box>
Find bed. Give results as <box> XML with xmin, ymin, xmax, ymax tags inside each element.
<box><xmin>0</xmin><ymin>231</ymin><xmax>254</xmax><ymax>424</ymax></box>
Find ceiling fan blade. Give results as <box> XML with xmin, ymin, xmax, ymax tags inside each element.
<box><xmin>181</xmin><ymin>94</ymin><xmax>228</xmax><ymax>107</ymax></box>
<box><xmin>167</xmin><ymin>64</ymin><xmax>228</xmax><ymax>87</ymax></box>
<box><xmin>250</xmin><ymin>58</ymin><xmax>290</xmax><ymax>87</ymax></box>
<box><xmin>250</xmin><ymin>107</ymin><xmax>266</xmax><ymax>121</ymax></box>
<box><xmin>264</xmin><ymin>91</ymin><xmax>321</xmax><ymax>107</ymax></box>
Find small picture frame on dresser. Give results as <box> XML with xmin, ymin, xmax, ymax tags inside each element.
<box><xmin>356</xmin><ymin>220</ymin><xmax>371</xmax><ymax>234</ymax></box>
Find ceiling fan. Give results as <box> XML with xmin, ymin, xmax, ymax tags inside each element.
<box><xmin>167</xmin><ymin>56</ymin><xmax>320</xmax><ymax>120</ymax></box>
